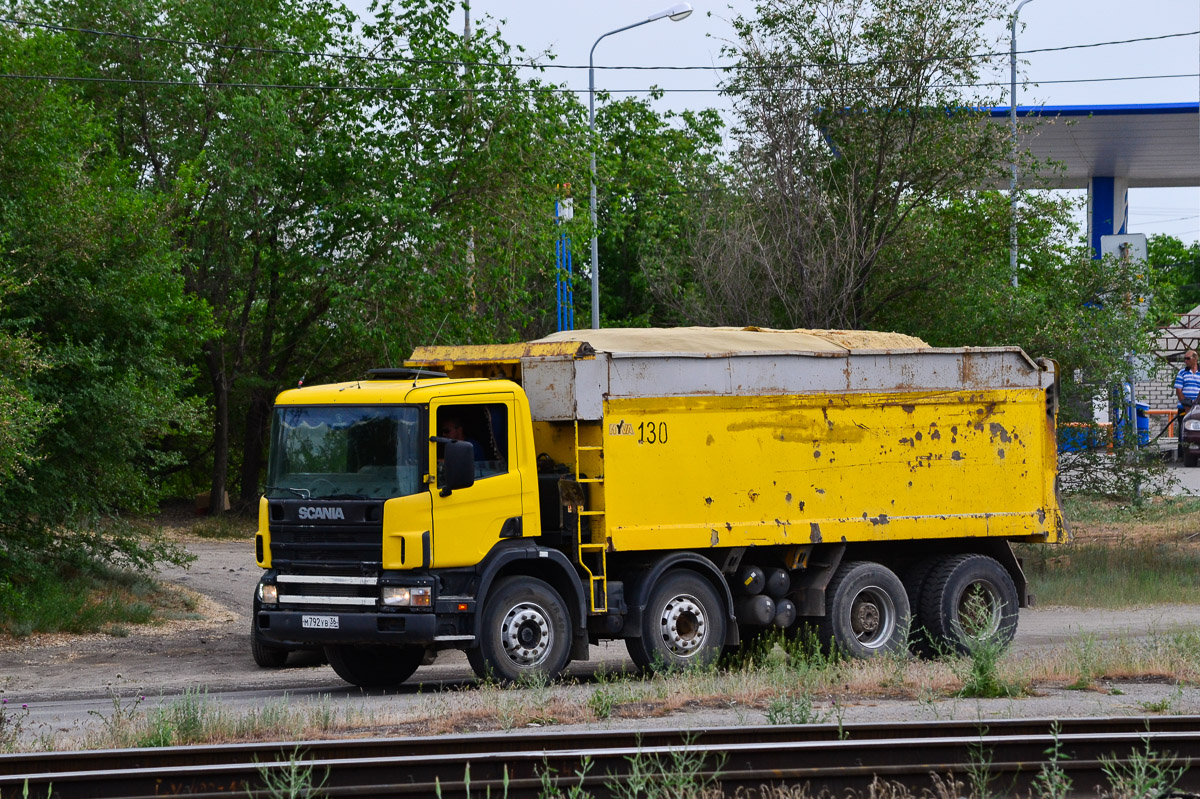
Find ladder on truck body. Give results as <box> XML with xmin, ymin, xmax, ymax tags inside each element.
<box><xmin>573</xmin><ymin>418</ymin><xmax>607</xmax><ymax>613</ymax></box>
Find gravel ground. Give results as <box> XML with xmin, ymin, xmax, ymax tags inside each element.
<box><xmin>4</xmin><ymin>533</ymin><xmax>1200</xmax><ymax>745</ymax></box>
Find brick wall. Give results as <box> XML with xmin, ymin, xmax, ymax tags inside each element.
<box><xmin>1136</xmin><ymin>379</ymin><xmax>1177</xmax><ymax>412</ymax></box>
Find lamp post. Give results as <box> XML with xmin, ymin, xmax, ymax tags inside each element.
<box><xmin>588</xmin><ymin>3</ymin><xmax>693</xmax><ymax>329</ymax></box>
<box><xmin>1009</xmin><ymin>0</ymin><xmax>1035</xmax><ymax>288</ymax></box>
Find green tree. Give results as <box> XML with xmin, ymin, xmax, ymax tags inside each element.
<box><xmin>0</xmin><ymin>24</ymin><xmax>204</xmax><ymax>581</ymax></box>
<box><xmin>590</xmin><ymin>93</ymin><xmax>727</xmax><ymax>326</ymax></box>
<box><xmin>661</xmin><ymin>0</ymin><xmax>1013</xmax><ymax>329</ymax></box>
<box><xmin>1148</xmin><ymin>234</ymin><xmax>1200</xmax><ymax>314</ymax></box>
<box><xmin>32</xmin><ymin>0</ymin><xmax>590</xmax><ymax>507</ymax></box>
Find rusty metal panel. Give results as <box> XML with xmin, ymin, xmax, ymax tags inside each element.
<box><xmin>408</xmin><ymin>340</ymin><xmax>591</xmax><ymax>367</ymax></box>
<box><xmin>600</xmin><ymin>386</ymin><xmax>1064</xmax><ymax>553</ymax></box>
<box><xmin>520</xmin><ymin>356</ymin><xmax>611</xmax><ymax>421</ymax></box>
<box><xmin>520</xmin><ymin>357</ymin><xmax>577</xmax><ymax>421</ymax></box>
<box><xmin>608</xmin><ymin>356</ymin><xmax>733</xmax><ymax>397</ymax></box>
<box><xmin>603</xmin><ymin>349</ymin><xmax>1047</xmax><ymax>399</ymax></box>
<box><xmin>574</xmin><ymin>358</ymin><xmax>608</xmax><ymax>420</ymax></box>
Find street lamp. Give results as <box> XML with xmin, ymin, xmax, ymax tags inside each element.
<box><xmin>1009</xmin><ymin>0</ymin><xmax>1035</xmax><ymax>288</ymax></box>
<box><xmin>588</xmin><ymin>3</ymin><xmax>693</xmax><ymax>329</ymax></box>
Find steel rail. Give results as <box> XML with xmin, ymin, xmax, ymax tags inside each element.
<box><xmin>2</xmin><ymin>716</ymin><xmax>1199</xmax><ymax>798</ymax></box>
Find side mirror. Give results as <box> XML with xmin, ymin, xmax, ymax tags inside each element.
<box><xmin>442</xmin><ymin>440</ymin><xmax>475</xmax><ymax>496</ymax></box>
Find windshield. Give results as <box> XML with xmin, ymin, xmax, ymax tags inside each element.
<box><xmin>266</xmin><ymin>405</ymin><xmax>424</xmax><ymax>500</ymax></box>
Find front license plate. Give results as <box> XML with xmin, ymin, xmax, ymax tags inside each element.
<box><xmin>302</xmin><ymin>614</ymin><xmax>339</xmax><ymax>630</ymax></box>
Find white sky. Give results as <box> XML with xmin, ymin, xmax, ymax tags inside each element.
<box><xmin>379</xmin><ymin>0</ymin><xmax>1200</xmax><ymax>244</ymax></box>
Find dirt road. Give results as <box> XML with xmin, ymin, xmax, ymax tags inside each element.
<box><xmin>4</xmin><ymin>539</ymin><xmax>1200</xmax><ymax>742</ymax></box>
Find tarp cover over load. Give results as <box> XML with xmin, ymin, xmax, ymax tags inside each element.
<box><xmin>534</xmin><ymin>326</ymin><xmax>929</xmax><ymax>354</ymax></box>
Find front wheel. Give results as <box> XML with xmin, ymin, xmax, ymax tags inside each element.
<box><xmin>250</xmin><ymin>593</ymin><xmax>289</xmax><ymax>668</ymax></box>
<box><xmin>250</xmin><ymin>620</ymin><xmax>289</xmax><ymax>668</ymax></box>
<box><xmin>1186</xmin><ymin>452</ymin><xmax>1198</xmax><ymax>468</ymax></box>
<box><xmin>468</xmin><ymin>576</ymin><xmax>571</xmax><ymax>683</ymax></box>
<box><xmin>818</xmin><ymin>561</ymin><xmax>910</xmax><ymax>658</ymax></box>
<box><xmin>919</xmin><ymin>554</ymin><xmax>1018</xmax><ymax>656</ymax></box>
<box><xmin>627</xmin><ymin>571</ymin><xmax>727</xmax><ymax>672</ymax></box>
<box><xmin>324</xmin><ymin>644</ymin><xmax>423</xmax><ymax>688</ymax></box>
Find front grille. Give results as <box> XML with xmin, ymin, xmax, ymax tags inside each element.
<box><xmin>271</xmin><ymin>529</ymin><xmax>382</xmax><ymax>563</ymax></box>
<box><xmin>270</xmin><ymin>528</ymin><xmax>382</xmax><ymax>565</ymax></box>
<box><xmin>267</xmin><ymin>499</ymin><xmax>385</xmax><ymax>567</ymax></box>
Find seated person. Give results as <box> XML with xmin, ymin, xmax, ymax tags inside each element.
<box><xmin>438</xmin><ymin>413</ymin><xmax>486</xmax><ymax>460</ymax></box>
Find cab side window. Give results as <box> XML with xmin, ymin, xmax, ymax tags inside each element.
<box><xmin>437</xmin><ymin>404</ymin><xmax>508</xmax><ymax>479</ymax></box>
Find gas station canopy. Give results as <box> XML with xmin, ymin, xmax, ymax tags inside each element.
<box><xmin>987</xmin><ymin>102</ymin><xmax>1199</xmax><ymax>255</ymax></box>
<box><xmin>992</xmin><ymin>103</ymin><xmax>1199</xmax><ymax>189</ymax></box>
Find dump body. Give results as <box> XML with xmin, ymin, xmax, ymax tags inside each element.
<box><xmin>253</xmin><ymin>328</ymin><xmax>1063</xmax><ymax>684</ymax></box>
<box><xmin>408</xmin><ymin>330</ymin><xmax>1064</xmax><ymax>554</ymax></box>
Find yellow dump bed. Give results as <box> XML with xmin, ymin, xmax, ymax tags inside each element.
<box><xmin>409</xmin><ymin>327</ymin><xmax>1063</xmax><ymax>550</ymax></box>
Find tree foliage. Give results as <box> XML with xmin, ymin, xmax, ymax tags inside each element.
<box><xmin>0</xmin><ymin>24</ymin><xmax>204</xmax><ymax>579</ymax></box>
<box><xmin>19</xmin><ymin>0</ymin><xmax>591</xmax><ymax>506</ymax></box>
<box><xmin>655</xmin><ymin>0</ymin><xmax>1013</xmax><ymax>329</ymax></box>
<box><xmin>590</xmin><ymin>93</ymin><xmax>727</xmax><ymax>326</ymax></box>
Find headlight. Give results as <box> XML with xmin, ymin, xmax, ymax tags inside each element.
<box><xmin>381</xmin><ymin>586</ymin><xmax>432</xmax><ymax>607</ymax></box>
<box><xmin>382</xmin><ymin>586</ymin><xmax>411</xmax><ymax>606</ymax></box>
<box><xmin>1185</xmin><ymin>421</ymin><xmax>1200</xmax><ymax>432</ymax></box>
<box><xmin>259</xmin><ymin>583</ymin><xmax>278</xmax><ymax>604</ymax></box>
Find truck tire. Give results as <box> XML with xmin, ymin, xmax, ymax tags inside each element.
<box><xmin>1186</xmin><ymin>452</ymin><xmax>1198</xmax><ymax>468</ymax></box>
<box><xmin>250</xmin><ymin>620</ymin><xmax>289</xmax><ymax>668</ymax></box>
<box><xmin>901</xmin><ymin>558</ymin><xmax>940</xmax><ymax>657</ymax></box>
<box><xmin>324</xmin><ymin>644</ymin><xmax>423</xmax><ymax>688</ymax></box>
<box><xmin>817</xmin><ymin>561</ymin><xmax>910</xmax><ymax>658</ymax></box>
<box><xmin>627</xmin><ymin>571</ymin><xmax>727</xmax><ymax>672</ymax></box>
<box><xmin>919</xmin><ymin>554</ymin><xmax>1018</xmax><ymax>656</ymax></box>
<box><xmin>467</xmin><ymin>576</ymin><xmax>571</xmax><ymax>683</ymax></box>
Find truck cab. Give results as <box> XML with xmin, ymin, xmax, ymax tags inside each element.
<box><xmin>251</xmin><ymin>370</ymin><xmax>587</xmax><ymax>687</ymax></box>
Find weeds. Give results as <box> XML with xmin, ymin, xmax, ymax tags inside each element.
<box><xmin>87</xmin><ymin>689</ymin><xmax>146</xmax><ymax>748</ymax></box>
<box><xmin>255</xmin><ymin>747</ymin><xmax>329</xmax><ymax>799</ymax></box>
<box><xmin>0</xmin><ymin>699</ymin><xmax>29</xmax><ymax>752</ymax></box>
<box><xmin>1067</xmin><ymin>635</ymin><xmax>1101</xmax><ymax>690</ymax></box>
<box><xmin>1031</xmin><ymin>722</ymin><xmax>1072</xmax><ymax>799</ymax></box>
<box><xmin>587</xmin><ymin>686</ymin><xmax>617</xmax><ymax>720</ymax></box>
<box><xmin>610</xmin><ymin>736</ymin><xmax>724</xmax><ymax>799</ymax></box>
<box><xmin>964</xmin><ymin>733</ymin><xmax>997</xmax><ymax>799</ymax></box>
<box><xmin>537</xmin><ymin>756</ymin><xmax>593</xmax><ymax>799</ymax></box>
<box><xmin>1100</xmin><ymin>736</ymin><xmax>1186</xmax><ymax>799</ymax></box>
<box><xmin>765</xmin><ymin>691</ymin><xmax>823</xmax><ymax>725</ymax></box>
<box><xmin>1138</xmin><ymin>683</ymin><xmax>1184</xmax><ymax>714</ymax></box>
<box><xmin>953</xmin><ymin>597</ymin><xmax>1022</xmax><ymax>699</ymax></box>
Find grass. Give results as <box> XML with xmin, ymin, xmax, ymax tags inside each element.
<box><xmin>189</xmin><ymin>514</ymin><xmax>256</xmax><ymax>540</ymax></box>
<box><xmin>5</xmin><ymin>624</ymin><xmax>1199</xmax><ymax>754</ymax></box>
<box><xmin>0</xmin><ymin>565</ymin><xmax>197</xmax><ymax>638</ymax></box>
<box><xmin>1017</xmin><ymin>493</ymin><xmax>1200</xmax><ymax>608</ymax></box>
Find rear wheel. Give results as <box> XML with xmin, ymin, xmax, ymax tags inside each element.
<box><xmin>919</xmin><ymin>554</ymin><xmax>1018</xmax><ymax>656</ymax></box>
<box><xmin>901</xmin><ymin>558</ymin><xmax>940</xmax><ymax>657</ymax></box>
<box><xmin>818</xmin><ymin>561</ymin><xmax>910</xmax><ymax>658</ymax></box>
<box><xmin>468</xmin><ymin>576</ymin><xmax>571</xmax><ymax>683</ymax></box>
<box><xmin>627</xmin><ymin>571</ymin><xmax>727</xmax><ymax>672</ymax></box>
<box><xmin>324</xmin><ymin>644</ymin><xmax>423</xmax><ymax>688</ymax></box>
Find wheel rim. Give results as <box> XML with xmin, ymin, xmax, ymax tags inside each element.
<box><xmin>957</xmin><ymin>579</ymin><xmax>1003</xmax><ymax>639</ymax></box>
<box><xmin>659</xmin><ymin>593</ymin><xmax>708</xmax><ymax>657</ymax></box>
<box><xmin>500</xmin><ymin>601</ymin><xmax>553</xmax><ymax>667</ymax></box>
<box><xmin>849</xmin><ymin>585</ymin><xmax>896</xmax><ymax>650</ymax></box>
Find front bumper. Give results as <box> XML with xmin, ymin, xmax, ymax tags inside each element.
<box><xmin>255</xmin><ymin>609</ymin><xmax>440</xmax><ymax>648</ymax></box>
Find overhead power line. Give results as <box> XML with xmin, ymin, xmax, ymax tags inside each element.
<box><xmin>0</xmin><ymin>15</ymin><xmax>1196</xmax><ymax>74</ymax></box>
<box><xmin>0</xmin><ymin>70</ymin><xmax>1196</xmax><ymax>94</ymax></box>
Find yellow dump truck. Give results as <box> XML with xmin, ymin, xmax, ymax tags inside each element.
<box><xmin>251</xmin><ymin>328</ymin><xmax>1064</xmax><ymax>687</ymax></box>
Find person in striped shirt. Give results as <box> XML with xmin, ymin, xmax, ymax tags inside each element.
<box><xmin>1175</xmin><ymin>350</ymin><xmax>1200</xmax><ymax>410</ymax></box>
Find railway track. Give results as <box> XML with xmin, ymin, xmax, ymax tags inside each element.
<box><xmin>2</xmin><ymin>716</ymin><xmax>1197</xmax><ymax>798</ymax></box>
